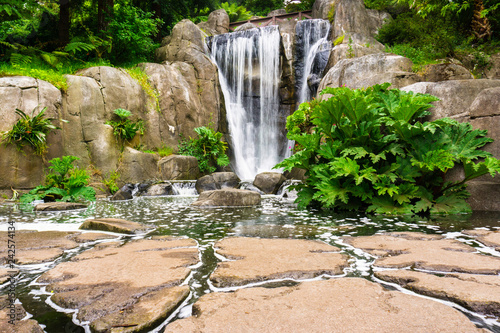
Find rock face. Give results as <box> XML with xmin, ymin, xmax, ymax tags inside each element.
<box><xmin>34</xmin><ymin>201</ymin><xmax>87</xmax><ymax>211</ymax></box>
<box><xmin>159</xmin><ymin>155</ymin><xmax>200</xmax><ymax>180</ymax></box>
<box><xmin>253</xmin><ymin>172</ymin><xmax>286</xmax><ymax>194</ymax></box>
<box><xmin>165</xmin><ymin>278</ymin><xmax>483</xmax><ymax>332</ymax></box>
<box><xmin>346</xmin><ymin>232</ymin><xmax>500</xmax><ymax>274</ymax></box>
<box><xmin>197</xmin><ymin>9</ymin><xmax>230</xmax><ymax>35</ymax></box>
<box><xmin>195</xmin><ymin>172</ymin><xmax>240</xmax><ymax>193</ymax></box>
<box><xmin>191</xmin><ymin>188</ymin><xmax>260</xmax><ymax>207</ymax></box>
<box><xmin>420</xmin><ymin>63</ymin><xmax>473</xmax><ymax>82</ymax></box>
<box><xmin>0</xmin><ymin>295</ymin><xmax>44</xmax><ymax>333</ymax></box>
<box><xmin>39</xmin><ymin>237</ymin><xmax>198</xmax><ymax>333</ymax></box>
<box><xmin>0</xmin><ymin>230</ymin><xmax>116</xmax><ymax>265</ymax></box>
<box><xmin>312</xmin><ymin>0</ymin><xmax>335</xmax><ymax>20</ymax></box>
<box><xmin>210</xmin><ymin>237</ymin><xmax>348</xmax><ymax>287</ymax></box>
<box><xmin>0</xmin><ymin>77</ymin><xmax>63</xmax><ymax>189</ymax></box>
<box><xmin>485</xmin><ymin>52</ymin><xmax>500</xmax><ymax>79</ymax></box>
<box><xmin>79</xmin><ymin>218</ymin><xmax>152</xmax><ymax>234</ymax></box>
<box><xmin>318</xmin><ymin>53</ymin><xmax>420</xmax><ymax>94</ymax></box>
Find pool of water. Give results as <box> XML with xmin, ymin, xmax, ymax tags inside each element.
<box><xmin>1</xmin><ymin>195</ymin><xmax>500</xmax><ymax>332</ymax></box>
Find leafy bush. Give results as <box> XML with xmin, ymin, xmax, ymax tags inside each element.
<box><xmin>218</xmin><ymin>2</ymin><xmax>253</xmax><ymax>22</ymax></box>
<box><xmin>103</xmin><ymin>170</ymin><xmax>120</xmax><ymax>194</ymax></box>
<box><xmin>243</xmin><ymin>0</ymin><xmax>283</xmax><ymax>16</ymax></box>
<box><xmin>178</xmin><ymin>126</ymin><xmax>230</xmax><ymax>173</ymax></box>
<box><xmin>276</xmin><ymin>84</ymin><xmax>500</xmax><ymax>215</ymax></box>
<box><xmin>106</xmin><ymin>108</ymin><xmax>144</xmax><ymax>142</ymax></box>
<box><xmin>20</xmin><ymin>155</ymin><xmax>96</xmax><ymax>204</ymax></box>
<box><xmin>1</xmin><ymin>107</ymin><xmax>62</xmax><ymax>155</ymax></box>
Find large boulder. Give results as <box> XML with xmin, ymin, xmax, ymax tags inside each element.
<box><xmin>197</xmin><ymin>9</ymin><xmax>230</xmax><ymax>35</ymax></box>
<box><xmin>159</xmin><ymin>155</ymin><xmax>200</xmax><ymax>180</ymax></box>
<box><xmin>318</xmin><ymin>53</ymin><xmax>420</xmax><ymax>95</ymax></box>
<box><xmin>110</xmin><ymin>183</ymin><xmax>135</xmax><ymax>200</ymax></box>
<box><xmin>485</xmin><ymin>52</ymin><xmax>500</xmax><ymax>79</ymax></box>
<box><xmin>312</xmin><ymin>0</ymin><xmax>336</xmax><ymax>20</ymax></box>
<box><xmin>191</xmin><ymin>188</ymin><xmax>261</xmax><ymax>207</ymax></box>
<box><xmin>420</xmin><ymin>63</ymin><xmax>473</xmax><ymax>82</ymax></box>
<box><xmin>118</xmin><ymin>147</ymin><xmax>159</xmax><ymax>184</ymax></box>
<box><xmin>253</xmin><ymin>172</ymin><xmax>286</xmax><ymax>194</ymax></box>
<box><xmin>79</xmin><ymin>218</ymin><xmax>152</xmax><ymax>234</ymax></box>
<box><xmin>195</xmin><ymin>172</ymin><xmax>240</xmax><ymax>193</ymax></box>
<box><xmin>0</xmin><ymin>77</ymin><xmax>63</xmax><ymax>188</ymax></box>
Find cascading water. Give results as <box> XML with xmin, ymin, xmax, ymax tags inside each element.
<box><xmin>294</xmin><ymin>19</ymin><xmax>331</xmax><ymax>104</ymax></box>
<box><xmin>208</xmin><ymin>26</ymin><xmax>283</xmax><ymax>181</ymax></box>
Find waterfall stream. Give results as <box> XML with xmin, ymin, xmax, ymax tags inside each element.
<box><xmin>209</xmin><ymin>26</ymin><xmax>282</xmax><ymax>181</ymax></box>
<box><xmin>208</xmin><ymin>20</ymin><xmax>331</xmax><ymax>180</ymax></box>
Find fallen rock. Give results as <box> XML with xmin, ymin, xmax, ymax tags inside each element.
<box><xmin>463</xmin><ymin>229</ymin><xmax>500</xmax><ymax>251</ymax></box>
<box><xmin>39</xmin><ymin>237</ymin><xmax>198</xmax><ymax>332</ymax></box>
<box><xmin>139</xmin><ymin>182</ymin><xmax>174</xmax><ymax>196</ymax></box>
<box><xmin>191</xmin><ymin>189</ymin><xmax>260</xmax><ymax>207</ymax></box>
<box><xmin>79</xmin><ymin>218</ymin><xmax>151</xmax><ymax>234</ymax></box>
<box><xmin>165</xmin><ymin>278</ymin><xmax>483</xmax><ymax>332</ymax></box>
<box><xmin>210</xmin><ymin>237</ymin><xmax>348</xmax><ymax>287</ymax></box>
<box><xmin>0</xmin><ymin>295</ymin><xmax>44</xmax><ymax>333</ymax></box>
<box><xmin>253</xmin><ymin>172</ymin><xmax>286</xmax><ymax>194</ymax></box>
<box><xmin>195</xmin><ymin>172</ymin><xmax>240</xmax><ymax>194</ymax></box>
<box><xmin>110</xmin><ymin>184</ymin><xmax>135</xmax><ymax>200</ymax></box>
<box><xmin>345</xmin><ymin>232</ymin><xmax>500</xmax><ymax>274</ymax></box>
<box><xmin>159</xmin><ymin>155</ymin><xmax>200</xmax><ymax>180</ymax></box>
<box><xmin>34</xmin><ymin>201</ymin><xmax>87</xmax><ymax>211</ymax></box>
<box><xmin>375</xmin><ymin>270</ymin><xmax>500</xmax><ymax>317</ymax></box>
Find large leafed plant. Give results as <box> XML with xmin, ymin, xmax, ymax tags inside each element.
<box><xmin>276</xmin><ymin>83</ymin><xmax>500</xmax><ymax>214</ymax></box>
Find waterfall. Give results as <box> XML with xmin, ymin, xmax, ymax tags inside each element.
<box><xmin>295</xmin><ymin>19</ymin><xmax>331</xmax><ymax>105</ymax></box>
<box><xmin>208</xmin><ymin>26</ymin><xmax>283</xmax><ymax>181</ymax></box>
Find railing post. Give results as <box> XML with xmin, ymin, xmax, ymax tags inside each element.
<box><xmin>299</xmin><ymin>12</ymin><xmax>302</xmax><ymax>20</ymax></box>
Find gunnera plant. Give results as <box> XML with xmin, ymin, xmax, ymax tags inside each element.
<box><xmin>276</xmin><ymin>83</ymin><xmax>500</xmax><ymax>215</ymax></box>
<box><xmin>106</xmin><ymin>108</ymin><xmax>144</xmax><ymax>142</ymax></box>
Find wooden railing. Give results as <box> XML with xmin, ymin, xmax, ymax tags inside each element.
<box><xmin>229</xmin><ymin>10</ymin><xmax>313</xmax><ymax>31</ymax></box>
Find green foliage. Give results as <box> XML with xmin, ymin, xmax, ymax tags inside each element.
<box><xmin>243</xmin><ymin>0</ymin><xmax>283</xmax><ymax>16</ymax></box>
<box><xmin>1</xmin><ymin>107</ymin><xmax>63</xmax><ymax>155</ymax></box>
<box><xmin>276</xmin><ymin>84</ymin><xmax>500</xmax><ymax>215</ymax></box>
<box><xmin>20</xmin><ymin>156</ymin><xmax>96</xmax><ymax>204</ymax></box>
<box><xmin>106</xmin><ymin>108</ymin><xmax>144</xmax><ymax>142</ymax></box>
<box><xmin>218</xmin><ymin>2</ymin><xmax>253</xmax><ymax>22</ymax></box>
<box><xmin>125</xmin><ymin>67</ymin><xmax>160</xmax><ymax>112</ymax></box>
<box><xmin>103</xmin><ymin>170</ymin><xmax>120</xmax><ymax>194</ymax></box>
<box><xmin>178</xmin><ymin>126</ymin><xmax>230</xmax><ymax>173</ymax></box>
<box><xmin>106</xmin><ymin>4</ymin><xmax>162</xmax><ymax>63</ymax></box>
<box><xmin>286</xmin><ymin>0</ymin><xmax>315</xmax><ymax>13</ymax></box>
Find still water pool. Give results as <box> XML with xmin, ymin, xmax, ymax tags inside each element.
<box><xmin>1</xmin><ymin>194</ymin><xmax>500</xmax><ymax>332</ymax></box>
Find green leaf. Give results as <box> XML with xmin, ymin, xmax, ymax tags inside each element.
<box><xmin>430</xmin><ymin>195</ymin><xmax>472</xmax><ymax>214</ymax></box>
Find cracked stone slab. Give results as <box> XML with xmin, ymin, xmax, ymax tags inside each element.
<box><xmin>0</xmin><ymin>230</ymin><xmax>118</xmax><ymax>265</ymax></box>
<box><xmin>165</xmin><ymin>278</ymin><xmax>483</xmax><ymax>332</ymax></box>
<box><xmin>79</xmin><ymin>218</ymin><xmax>153</xmax><ymax>234</ymax></box>
<box><xmin>463</xmin><ymin>229</ymin><xmax>500</xmax><ymax>250</ymax></box>
<box><xmin>39</xmin><ymin>237</ymin><xmax>198</xmax><ymax>332</ymax></box>
<box><xmin>210</xmin><ymin>237</ymin><xmax>348</xmax><ymax>287</ymax></box>
<box><xmin>345</xmin><ymin>232</ymin><xmax>500</xmax><ymax>274</ymax></box>
<box><xmin>375</xmin><ymin>270</ymin><xmax>500</xmax><ymax>318</ymax></box>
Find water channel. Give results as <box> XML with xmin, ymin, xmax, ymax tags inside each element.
<box><xmin>1</xmin><ymin>192</ymin><xmax>500</xmax><ymax>332</ymax></box>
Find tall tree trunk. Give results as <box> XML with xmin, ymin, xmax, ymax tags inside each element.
<box><xmin>58</xmin><ymin>0</ymin><xmax>70</xmax><ymax>44</ymax></box>
<box><xmin>98</xmin><ymin>0</ymin><xmax>114</xmax><ymax>33</ymax></box>
<box><xmin>471</xmin><ymin>0</ymin><xmax>492</xmax><ymax>40</ymax></box>
<box><xmin>153</xmin><ymin>1</ymin><xmax>162</xmax><ymax>42</ymax></box>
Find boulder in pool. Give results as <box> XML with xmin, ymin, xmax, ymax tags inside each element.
<box><xmin>253</xmin><ymin>172</ymin><xmax>286</xmax><ymax>194</ymax></box>
<box><xmin>79</xmin><ymin>218</ymin><xmax>152</xmax><ymax>234</ymax></box>
<box><xmin>195</xmin><ymin>172</ymin><xmax>240</xmax><ymax>194</ymax></box>
<box><xmin>191</xmin><ymin>188</ymin><xmax>260</xmax><ymax>207</ymax></box>
<box><xmin>34</xmin><ymin>201</ymin><xmax>87</xmax><ymax>211</ymax></box>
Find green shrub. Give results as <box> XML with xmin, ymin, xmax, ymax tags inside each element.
<box><xmin>218</xmin><ymin>2</ymin><xmax>253</xmax><ymax>22</ymax></box>
<box><xmin>178</xmin><ymin>126</ymin><xmax>230</xmax><ymax>174</ymax></box>
<box><xmin>1</xmin><ymin>107</ymin><xmax>63</xmax><ymax>155</ymax></box>
<box><xmin>20</xmin><ymin>155</ymin><xmax>96</xmax><ymax>204</ymax></box>
<box><xmin>276</xmin><ymin>84</ymin><xmax>500</xmax><ymax>215</ymax></box>
<box><xmin>106</xmin><ymin>108</ymin><xmax>144</xmax><ymax>142</ymax></box>
<box><xmin>103</xmin><ymin>170</ymin><xmax>120</xmax><ymax>194</ymax></box>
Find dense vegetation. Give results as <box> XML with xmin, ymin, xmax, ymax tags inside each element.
<box><xmin>276</xmin><ymin>84</ymin><xmax>500</xmax><ymax>215</ymax></box>
<box><xmin>366</xmin><ymin>0</ymin><xmax>500</xmax><ymax>75</ymax></box>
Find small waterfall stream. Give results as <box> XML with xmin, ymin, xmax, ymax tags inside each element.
<box><xmin>209</xmin><ymin>26</ymin><xmax>283</xmax><ymax>181</ymax></box>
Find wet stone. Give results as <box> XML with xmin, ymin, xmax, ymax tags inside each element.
<box><xmin>34</xmin><ymin>201</ymin><xmax>87</xmax><ymax>211</ymax></box>
<box><xmin>192</xmin><ymin>188</ymin><xmax>261</xmax><ymax>207</ymax></box>
<box><xmin>165</xmin><ymin>278</ymin><xmax>483</xmax><ymax>332</ymax></box>
<box><xmin>463</xmin><ymin>229</ymin><xmax>500</xmax><ymax>250</ymax></box>
<box><xmin>79</xmin><ymin>217</ymin><xmax>153</xmax><ymax>234</ymax></box>
<box><xmin>210</xmin><ymin>237</ymin><xmax>348</xmax><ymax>287</ymax></box>
<box><xmin>39</xmin><ymin>237</ymin><xmax>198</xmax><ymax>332</ymax></box>
<box><xmin>0</xmin><ymin>230</ymin><xmax>116</xmax><ymax>265</ymax></box>
<box><xmin>345</xmin><ymin>232</ymin><xmax>500</xmax><ymax>274</ymax></box>
<box><xmin>375</xmin><ymin>270</ymin><xmax>500</xmax><ymax>318</ymax></box>
<box><xmin>0</xmin><ymin>295</ymin><xmax>44</xmax><ymax>333</ymax></box>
